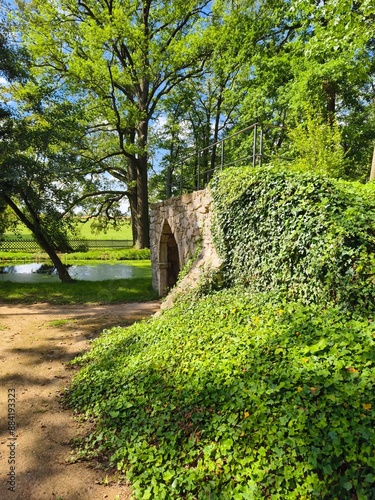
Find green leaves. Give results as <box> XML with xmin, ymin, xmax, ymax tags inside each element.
<box><xmin>210</xmin><ymin>166</ymin><xmax>375</xmax><ymax>314</ymax></box>
<box><xmin>288</xmin><ymin>107</ymin><xmax>349</xmax><ymax>178</ymax></box>
<box><xmin>65</xmin><ymin>166</ymin><xmax>375</xmax><ymax>497</ymax></box>
<box><xmin>67</xmin><ymin>291</ymin><xmax>375</xmax><ymax>498</ymax></box>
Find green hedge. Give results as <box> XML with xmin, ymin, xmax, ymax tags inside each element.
<box><xmin>210</xmin><ymin>166</ymin><xmax>375</xmax><ymax>313</ymax></box>
<box><xmin>63</xmin><ymin>248</ymin><xmax>151</xmax><ymax>261</ymax></box>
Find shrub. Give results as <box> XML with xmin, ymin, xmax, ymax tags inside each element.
<box><xmin>288</xmin><ymin>108</ymin><xmax>349</xmax><ymax>178</ymax></box>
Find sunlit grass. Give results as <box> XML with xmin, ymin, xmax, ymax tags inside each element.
<box><xmin>47</xmin><ymin>318</ymin><xmax>76</xmax><ymax>327</ymax></box>
<box><xmin>0</xmin><ymin>277</ymin><xmax>158</xmax><ymax>304</ymax></box>
<box><xmin>3</xmin><ymin>217</ymin><xmax>133</xmax><ymax>240</ymax></box>
<box><xmin>0</xmin><ymin>248</ymin><xmax>150</xmax><ymax>263</ymax></box>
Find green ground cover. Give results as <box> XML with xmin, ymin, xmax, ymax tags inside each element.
<box><xmin>63</xmin><ymin>248</ymin><xmax>150</xmax><ymax>261</ymax></box>
<box><xmin>210</xmin><ymin>166</ymin><xmax>375</xmax><ymax>314</ymax></box>
<box><xmin>68</xmin><ymin>289</ymin><xmax>375</xmax><ymax>499</ymax></box>
<box><xmin>0</xmin><ymin>251</ymin><xmax>49</xmax><ymax>262</ymax></box>
<box><xmin>66</xmin><ymin>166</ymin><xmax>375</xmax><ymax>499</ymax></box>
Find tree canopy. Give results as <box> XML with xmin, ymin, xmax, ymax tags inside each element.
<box><xmin>155</xmin><ymin>0</ymin><xmax>375</xmax><ymax>189</ymax></box>
<box><xmin>15</xmin><ymin>0</ymin><xmax>212</xmax><ymax>247</ymax></box>
<box><xmin>1</xmin><ymin>0</ymin><xmax>375</xmax><ymax>263</ymax></box>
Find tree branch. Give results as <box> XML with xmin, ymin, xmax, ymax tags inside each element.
<box><xmin>60</xmin><ymin>190</ymin><xmax>128</xmax><ymax>217</ymax></box>
<box><xmin>149</xmin><ymin>59</ymin><xmax>208</xmax><ymax>115</ymax></box>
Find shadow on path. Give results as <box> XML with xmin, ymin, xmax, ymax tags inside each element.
<box><xmin>0</xmin><ymin>300</ymin><xmax>160</xmax><ymax>499</ymax></box>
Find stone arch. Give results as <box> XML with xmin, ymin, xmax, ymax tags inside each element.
<box><xmin>158</xmin><ymin>220</ymin><xmax>181</xmax><ymax>296</ymax></box>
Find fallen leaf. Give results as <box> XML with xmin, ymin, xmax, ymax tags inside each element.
<box><xmin>347</xmin><ymin>367</ymin><xmax>359</xmax><ymax>374</ymax></box>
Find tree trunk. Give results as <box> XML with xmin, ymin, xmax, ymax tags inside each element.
<box><xmin>121</xmin><ymin>132</ymin><xmax>150</xmax><ymax>249</ymax></box>
<box><xmin>135</xmin><ymin>153</ymin><xmax>150</xmax><ymax>248</ymax></box>
<box><xmin>210</xmin><ymin>87</ymin><xmax>224</xmax><ymax>178</ymax></box>
<box><xmin>2</xmin><ymin>195</ymin><xmax>74</xmax><ymax>283</ymax></box>
<box><xmin>127</xmin><ymin>157</ymin><xmax>138</xmax><ymax>246</ymax></box>
<box><xmin>128</xmin><ymin>193</ymin><xmax>138</xmax><ymax>247</ymax></box>
<box><xmin>166</xmin><ymin>132</ymin><xmax>176</xmax><ymax>199</ymax></box>
<box><xmin>166</xmin><ymin>165</ymin><xmax>173</xmax><ymax>199</ymax></box>
<box><xmin>36</xmin><ymin>233</ymin><xmax>74</xmax><ymax>283</ymax></box>
<box><xmin>370</xmin><ymin>144</ymin><xmax>375</xmax><ymax>181</ymax></box>
<box><xmin>323</xmin><ymin>80</ymin><xmax>336</xmax><ymax>125</ymax></box>
<box><xmin>134</xmin><ymin>119</ymin><xmax>150</xmax><ymax>249</ymax></box>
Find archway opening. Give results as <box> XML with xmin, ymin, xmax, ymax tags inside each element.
<box><xmin>159</xmin><ymin>220</ymin><xmax>180</xmax><ymax>296</ymax></box>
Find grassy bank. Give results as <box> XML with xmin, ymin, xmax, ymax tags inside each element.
<box><xmin>62</xmin><ymin>248</ymin><xmax>150</xmax><ymax>261</ymax></box>
<box><xmin>3</xmin><ymin>217</ymin><xmax>133</xmax><ymax>240</ymax></box>
<box><xmin>68</xmin><ymin>288</ymin><xmax>375</xmax><ymax>499</ymax></box>
<box><xmin>0</xmin><ymin>277</ymin><xmax>158</xmax><ymax>304</ymax></box>
<box><xmin>0</xmin><ymin>248</ymin><xmax>150</xmax><ymax>263</ymax></box>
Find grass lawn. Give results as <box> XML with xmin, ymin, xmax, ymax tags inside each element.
<box><xmin>3</xmin><ymin>217</ymin><xmax>133</xmax><ymax>240</ymax></box>
<box><xmin>0</xmin><ymin>248</ymin><xmax>150</xmax><ymax>263</ymax></box>
<box><xmin>0</xmin><ymin>277</ymin><xmax>158</xmax><ymax>304</ymax></box>
<box><xmin>75</xmin><ymin>218</ymin><xmax>133</xmax><ymax>240</ymax></box>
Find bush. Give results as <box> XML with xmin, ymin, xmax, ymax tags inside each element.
<box><xmin>288</xmin><ymin>108</ymin><xmax>349</xmax><ymax>178</ymax></box>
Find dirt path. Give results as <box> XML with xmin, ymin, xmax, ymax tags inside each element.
<box><xmin>0</xmin><ymin>301</ymin><xmax>160</xmax><ymax>500</ymax></box>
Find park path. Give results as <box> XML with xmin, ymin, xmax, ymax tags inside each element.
<box><xmin>0</xmin><ymin>301</ymin><xmax>160</xmax><ymax>500</ymax></box>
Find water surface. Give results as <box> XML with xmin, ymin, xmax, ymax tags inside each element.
<box><xmin>0</xmin><ymin>262</ymin><xmax>151</xmax><ymax>283</ymax></box>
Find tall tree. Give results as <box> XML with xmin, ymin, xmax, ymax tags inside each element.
<box><xmin>1</xmin><ymin>27</ymin><xmax>128</xmax><ymax>282</ymax></box>
<box><xmin>1</xmin><ymin>14</ymin><xmax>139</xmax><ymax>282</ymax></box>
<box><xmin>150</xmin><ymin>74</ymin><xmax>234</xmax><ymax>199</ymax></box>
<box><xmin>1</xmin><ymin>80</ymin><xmax>86</xmax><ymax>282</ymax></box>
<box><xmin>16</xmin><ymin>0</ymin><xmax>211</xmax><ymax>247</ymax></box>
<box><xmin>150</xmin><ymin>11</ymin><xmax>242</xmax><ymax>199</ymax></box>
<box><xmin>1</xmin><ymin>82</ymin><xmax>133</xmax><ymax>282</ymax></box>
<box><xmin>1</xmin><ymin>18</ymin><xmax>77</xmax><ymax>281</ymax></box>
<box><xmin>211</xmin><ymin>0</ymin><xmax>375</xmax><ymax>179</ymax></box>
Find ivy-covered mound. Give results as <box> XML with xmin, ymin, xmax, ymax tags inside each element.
<box><xmin>211</xmin><ymin>166</ymin><xmax>375</xmax><ymax>313</ymax></box>
<box><xmin>67</xmin><ymin>167</ymin><xmax>375</xmax><ymax>499</ymax></box>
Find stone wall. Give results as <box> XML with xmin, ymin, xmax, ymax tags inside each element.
<box><xmin>150</xmin><ymin>188</ymin><xmax>222</xmax><ymax>298</ymax></box>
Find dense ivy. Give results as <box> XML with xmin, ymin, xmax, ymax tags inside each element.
<box><xmin>68</xmin><ymin>290</ymin><xmax>375</xmax><ymax>499</ymax></box>
<box><xmin>210</xmin><ymin>166</ymin><xmax>375</xmax><ymax>313</ymax></box>
<box><xmin>67</xmin><ymin>166</ymin><xmax>375</xmax><ymax>498</ymax></box>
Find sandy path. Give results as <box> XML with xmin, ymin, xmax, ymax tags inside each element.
<box><xmin>0</xmin><ymin>301</ymin><xmax>160</xmax><ymax>500</ymax></box>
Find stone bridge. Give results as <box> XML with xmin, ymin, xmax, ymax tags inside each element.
<box><xmin>150</xmin><ymin>188</ymin><xmax>221</xmax><ymax>297</ymax></box>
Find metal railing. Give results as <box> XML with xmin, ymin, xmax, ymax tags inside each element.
<box><xmin>167</xmin><ymin>122</ymin><xmax>286</xmax><ymax>196</ymax></box>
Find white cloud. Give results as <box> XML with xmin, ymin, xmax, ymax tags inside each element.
<box><xmin>152</xmin><ymin>114</ymin><xmax>167</xmax><ymax>132</ymax></box>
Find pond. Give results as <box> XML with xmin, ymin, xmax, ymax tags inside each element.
<box><xmin>0</xmin><ymin>261</ymin><xmax>151</xmax><ymax>283</ymax></box>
